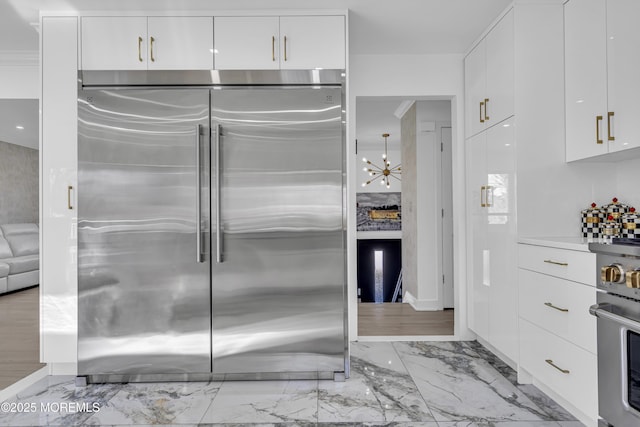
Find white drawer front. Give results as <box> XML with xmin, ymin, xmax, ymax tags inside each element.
<box><xmin>519</xmin><ymin>268</ymin><xmax>597</xmax><ymax>353</ymax></box>
<box><xmin>518</xmin><ymin>244</ymin><xmax>596</xmax><ymax>286</ymax></box>
<box><xmin>519</xmin><ymin>319</ymin><xmax>597</xmax><ymax>422</ymax></box>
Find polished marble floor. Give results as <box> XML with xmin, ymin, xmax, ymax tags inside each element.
<box><xmin>0</xmin><ymin>341</ymin><xmax>586</xmax><ymax>426</ymax></box>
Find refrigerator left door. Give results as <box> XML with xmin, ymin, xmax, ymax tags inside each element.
<box><xmin>78</xmin><ymin>89</ymin><xmax>212</xmax><ymax>377</ymax></box>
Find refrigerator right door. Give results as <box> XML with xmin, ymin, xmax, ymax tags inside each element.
<box><xmin>210</xmin><ymin>87</ymin><xmax>346</xmax><ymax>376</ymax></box>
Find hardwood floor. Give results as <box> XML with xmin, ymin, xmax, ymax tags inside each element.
<box><xmin>0</xmin><ymin>286</ymin><xmax>45</xmax><ymax>389</ymax></box>
<box><xmin>358</xmin><ymin>302</ymin><xmax>454</xmax><ymax>336</ymax></box>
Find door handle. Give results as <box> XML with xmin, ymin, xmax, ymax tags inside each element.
<box><xmin>195</xmin><ymin>125</ymin><xmax>203</xmax><ymax>263</ymax></box>
<box><xmin>480</xmin><ymin>185</ymin><xmax>487</xmax><ymax>207</ymax></box>
<box><xmin>596</xmin><ymin>115</ymin><xmax>603</xmax><ymax>144</ymax></box>
<box><xmin>590</xmin><ymin>303</ymin><xmax>640</xmax><ymax>331</ymax></box>
<box><xmin>607</xmin><ymin>111</ymin><xmax>615</xmax><ymax>141</ymax></box>
<box><xmin>284</xmin><ymin>35</ymin><xmax>288</xmax><ymax>61</ymax></box>
<box><xmin>272</xmin><ymin>36</ymin><xmax>276</xmax><ymax>61</ymax></box>
<box><xmin>544</xmin><ymin>302</ymin><xmax>569</xmax><ymax>313</ymax></box>
<box><xmin>479</xmin><ymin>101</ymin><xmax>485</xmax><ymax>123</ymax></box>
<box><xmin>215</xmin><ymin>124</ymin><xmax>222</xmax><ymax>263</ymax></box>
<box><xmin>67</xmin><ymin>185</ymin><xmax>73</xmax><ymax>210</ymax></box>
<box><xmin>545</xmin><ymin>359</ymin><xmax>570</xmax><ymax>374</ymax></box>
<box><xmin>150</xmin><ymin>36</ymin><xmax>155</xmax><ymax>62</ymax></box>
<box><xmin>138</xmin><ymin>36</ymin><xmax>143</xmax><ymax>62</ymax></box>
<box><xmin>484</xmin><ymin>98</ymin><xmax>490</xmax><ymax>121</ymax></box>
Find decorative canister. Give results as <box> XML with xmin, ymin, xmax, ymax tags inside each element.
<box><xmin>581</xmin><ymin>202</ymin><xmax>604</xmax><ymax>242</ymax></box>
<box><xmin>602</xmin><ymin>197</ymin><xmax>630</xmax><ymax>222</ymax></box>
<box><xmin>602</xmin><ymin>215</ymin><xmax>621</xmax><ymax>243</ymax></box>
<box><xmin>622</xmin><ymin>207</ymin><xmax>640</xmax><ymax>239</ymax></box>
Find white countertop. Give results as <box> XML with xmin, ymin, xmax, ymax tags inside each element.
<box><xmin>357</xmin><ymin>230</ymin><xmax>402</xmax><ymax>240</ymax></box>
<box><xmin>517</xmin><ymin>236</ymin><xmax>592</xmax><ymax>252</ymax></box>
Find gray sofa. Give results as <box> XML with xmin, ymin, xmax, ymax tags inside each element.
<box><xmin>0</xmin><ymin>223</ymin><xmax>39</xmax><ymax>294</ymax></box>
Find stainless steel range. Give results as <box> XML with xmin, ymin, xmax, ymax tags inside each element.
<box><xmin>590</xmin><ymin>239</ymin><xmax>640</xmax><ymax>427</ymax></box>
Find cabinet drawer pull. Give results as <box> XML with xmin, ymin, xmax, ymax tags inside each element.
<box><xmin>607</xmin><ymin>111</ymin><xmax>615</xmax><ymax>141</ymax></box>
<box><xmin>284</xmin><ymin>35</ymin><xmax>288</xmax><ymax>61</ymax></box>
<box><xmin>484</xmin><ymin>98</ymin><xmax>490</xmax><ymax>121</ymax></box>
<box><xmin>544</xmin><ymin>302</ymin><xmax>568</xmax><ymax>313</ymax></box>
<box><xmin>545</xmin><ymin>359</ymin><xmax>570</xmax><ymax>374</ymax></box>
<box><xmin>272</xmin><ymin>36</ymin><xmax>275</xmax><ymax>61</ymax></box>
<box><xmin>480</xmin><ymin>185</ymin><xmax>487</xmax><ymax>207</ymax></box>
<box><xmin>150</xmin><ymin>36</ymin><xmax>155</xmax><ymax>62</ymax></box>
<box><xmin>596</xmin><ymin>115</ymin><xmax>603</xmax><ymax>144</ymax></box>
<box><xmin>479</xmin><ymin>101</ymin><xmax>485</xmax><ymax>123</ymax></box>
<box><xmin>67</xmin><ymin>186</ymin><xmax>73</xmax><ymax>210</ymax></box>
<box><xmin>138</xmin><ymin>36</ymin><xmax>143</xmax><ymax>62</ymax></box>
<box><xmin>544</xmin><ymin>259</ymin><xmax>568</xmax><ymax>266</ymax></box>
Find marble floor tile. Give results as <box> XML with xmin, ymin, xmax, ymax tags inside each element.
<box><xmin>200</xmin><ymin>380</ymin><xmax>318</xmax><ymax>424</ymax></box>
<box><xmin>438</xmin><ymin>422</ymin><xmax>568</xmax><ymax>427</ymax></box>
<box><xmin>318</xmin><ymin>342</ymin><xmax>434</xmax><ymax>424</ymax></box>
<box><xmin>81</xmin><ymin>381</ymin><xmax>220</xmax><ymax>426</ymax></box>
<box><xmin>393</xmin><ymin>341</ymin><xmax>553</xmax><ymax>423</ymax></box>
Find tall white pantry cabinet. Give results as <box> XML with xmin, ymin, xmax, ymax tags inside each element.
<box><xmin>40</xmin><ymin>12</ymin><xmax>346</xmax><ymax>373</ymax></box>
<box><xmin>464</xmin><ymin>3</ymin><xmax>566</xmax><ymax>367</ymax></box>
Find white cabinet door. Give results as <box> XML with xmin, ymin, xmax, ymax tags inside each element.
<box><xmin>486</xmin><ymin>117</ymin><xmax>518</xmax><ymax>362</ymax></box>
<box><xmin>214</xmin><ymin>17</ymin><xmax>280</xmax><ymax>70</ymax></box>
<box><xmin>465</xmin><ymin>41</ymin><xmax>486</xmax><ymax>138</ymax></box>
<box><xmin>485</xmin><ymin>10</ymin><xmax>514</xmax><ymax>129</ymax></box>
<box><xmin>564</xmin><ymin>0</ymin><xmax>608</xmax><ymax>161</ymax></box>
<box><xmin>41</xmin><ymin>16</ymin><xmax>79</xmax><ymax>364</ymax></box>
<box><xmin>606</xmin><ymin>0</ymin><xmax>640</xmax><ymax>153</ymax></box>
<box><xmin>147</xmin><ymin>17</ymin><xmax>213</xmax><ymax>70</ymax></box>
<box><xmin>466</xmin><ymin>132</ymin><xmax>489</xmax><ymax>341</ymax></box>
<box><xmin>81</xmin><ymin>17</ymin><xmax>148</xmax><ymax>70</ymax></box>
<box><xmin>279</xmin><ymin>16</ymin><xmax>345</xmax><ymax>69</ymax></box>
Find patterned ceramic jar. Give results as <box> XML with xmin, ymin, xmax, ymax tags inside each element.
<box><xmin>622</xmin><ymin>207</ymin><xmax>640</xmax><ymax>239</ymax></box>
<box><xmin>581</xmin><ymin>202</ymin><xmax>604</xmax><ymax>242</ymax></box>
<box><xmin>602</xmin><ymin>197</ymin><xmax>630</xmax><ymax>222</ymax></box>
<box><xmin>602</xmin><ymin>215</ymin><xmax>621</xmax><ymax>243</ymax></box>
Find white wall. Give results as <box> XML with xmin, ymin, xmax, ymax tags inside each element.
<box><xmin>0</xmin><ymin>54</ymin><xmax>38</xmax><ymax>99</ymax></box>
<box><xmin>348</xmin><ymin>53</ymin><xmax>472</xmax><ymax>339</ymax></box>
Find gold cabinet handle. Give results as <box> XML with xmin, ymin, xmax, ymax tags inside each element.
<box><xmin>480</xmin><ymin>185</ymin><xmax>487</xmax><ymax>207</ymax></box>
<box><xmin>544</xmin><ymin>259</ymin><xmax>568</xmax><ymax>266</ymax></box>
<box><xmin>150</xmin><ymin>36</ymin><xmax>155</xmax><ymax>62</ymax></box>
<box><xmin>272</xmin><ymin>36</ymin><xmax>275</xmax><ymax>61</ymax></box>
<box><xmin>284</xmin><ymin>35</ymin><xmax>288</xmax><ymax>61</ymax></box>
<box><xmin>479</xmin><ymin>101</ymin><xmax>485</xmax><ymax>123</ymax></box>
<box><xmin>544</xmin><ymin>302</ymin><xmax>569</xmax><ymax>313</ymax></box>
<box><xmin>607</xmin><ymin>111</ymin><xmax>615</xmax><ymax>141</ymax></box>
<box><xmin>484</xmin><ymin>98</ymin><xmax>490</xmax><ymax>121</ymax></box>
<box><xmin>545</xmin><ymin>359</ymin><xmax>570</xmax><ymax>374</ymax></box>
<box><xmin>138</xmin><ymin>36</ymin><xmax>143</xmax><ymax>62</ymax></box>
<box><xmin>67</xmin><ymin>185</ymin><xmax>73</xmax><ymax>210</ymax></box>
<box><xmin>596</xmin><ymin>115</ymin><xmax>603</xmax><ymax>144</ymax></box>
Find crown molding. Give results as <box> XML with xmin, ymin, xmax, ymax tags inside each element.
<box><xmin>0</xmin><ymin>50</ymin><xmax>38</xmax><ymax>67</ymax></box>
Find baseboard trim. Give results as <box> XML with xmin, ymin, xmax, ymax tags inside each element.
<box><xmin>403</xmin><ymin>291</ymin><xmax>443</xmax><ymax>311</ymax></box>
<box><xmin>0</xmin><ymin>366</ymin><xmax>48</xmax><ymax>403</ymax></box>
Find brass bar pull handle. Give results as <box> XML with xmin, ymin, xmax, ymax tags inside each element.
<box><xmin>480</xmin><ymin>185</ymin><xmax>487</xmax><ymax>207</ymax></box>
<box><xmin>596</xmin><ymin>115</ymin><xmax>603</xmax><ymax>144</ymax></box>
<box><xmin>195</xmin><ymin>125</ymin><xmax>203</xmax><ymax>263</ymax></box>
<box><xmin>272</xmin><ymin>36</ymin><xmax>275</xmax><ymax>61</ymax></box>
<box><xmin>607</xmin><ymin>111</ymin><xmax>615</xmax><ymax>141</ymax></box>
<box><xmin>138</xmin><ymin>36</ymin><xmax>143</xmax><ymax>62</ymax></box>
<box><xmin>480</xmin><ymin>101</ymin><xmax>485</xmax><ymax>123</ymax></box>
<box><xmin>215</xmin><ymin>124</ymin><xmax>222</xmax><ymax>263</ymax></box>
<box><xmin>484</xmin><ymin>98</ymin><xmax>490</xmax><ymax>121</ymax></box>
<box><xmin>284</xmin><ymin>35</ymin><xmax>288</xmax><ymax>61</ymax></box>
<box><xmin>544</xmin><ymin>302</ymin><xmax>569</xmax><ymax>313</ymax></box>
<box><xmin>150</xmin><ymin>36</ymin><xmax>155</xmax><ymax>62</ymax></box>
<box><xmin>544</xmin><ymin>259</ymin><xmax>568</xmax><ymax>266</ymax></box>
<box><xmin>67</xmin><ymin>186</ymin><xmax>73</xmax><ymax>210</ymax></box>
<box><xmin>545</xmin><ymin>359</ymin><xmax>570</xmax><ymax>374</ymax></box>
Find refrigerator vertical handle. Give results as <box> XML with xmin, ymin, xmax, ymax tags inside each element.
<box><xmin>196</xmin><ymin>124</ymin><xmax>203</xmax><ymax>263</ymax></box>
<box><xmin>215</xmin><ymin>123</ymin><xmax>222</xmax><ymax>263</ymax></box>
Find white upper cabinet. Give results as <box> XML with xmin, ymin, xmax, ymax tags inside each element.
<box><xmin>606</xmin><ymin>0</ymin><xmax>640</xmax><ymax>153</ymax></box>
<box><xmin>81</xmin><ymin>16</ymin><xmax>213</xmax><ymax>70</ymax></box>
<box><xmin>464</xmin><ymin>9</ymin><xmax>514</xmax><ymax>139</ymax></box>
<box><xmin>214</xmin><ymin>17</ymin><xmax>280</xmax><ymax>70</ymax></box>
<box><xmin>214</xmin><ymin>16</ymin><xmax>345</xmax><ymax>70</ymax></box>
<box><xmin>279</xmin><ymin>16</ymin><xmax>345</xmax><ymax>70</ymax></box>
<box><xmin>565</xmin><ymin>0</ymin><xmax>640</xmax><ymax>161</ymax></box>
<box><xmin>147</xmin><ymin>17</ymin><xmax>213</xmax><ymax>70</ymax></box>
<box><xmin>82</xmin><ymin>17</ymin><xmax>148</xmax><ymax>70</ymax></box>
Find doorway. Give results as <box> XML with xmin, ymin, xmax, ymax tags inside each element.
<box><xmin>355</xmin><ymin>97</ymin><xmax>454</xmax><ymax>337</ymax></box>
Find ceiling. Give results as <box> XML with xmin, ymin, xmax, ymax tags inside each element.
<box><xmin>0</xmin><ymin>0</ymin><xmax>512</xmax><ymax>149</ymax></box>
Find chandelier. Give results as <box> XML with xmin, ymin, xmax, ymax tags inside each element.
<box><xmin>361</xmin><ymin>133</ymin><xmax>401</xmax><ymax>189</ymax></box>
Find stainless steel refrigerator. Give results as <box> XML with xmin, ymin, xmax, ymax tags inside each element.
<box><xmin>77</xmin><ymin>70</ymin><xmax>347</xmax><ymax>382</ymax></box>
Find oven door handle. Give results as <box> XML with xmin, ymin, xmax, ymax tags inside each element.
<box><xmin>590</xmin><ymin>303</ymin><xmax>640</xmax><ymax>332</ymax></box>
